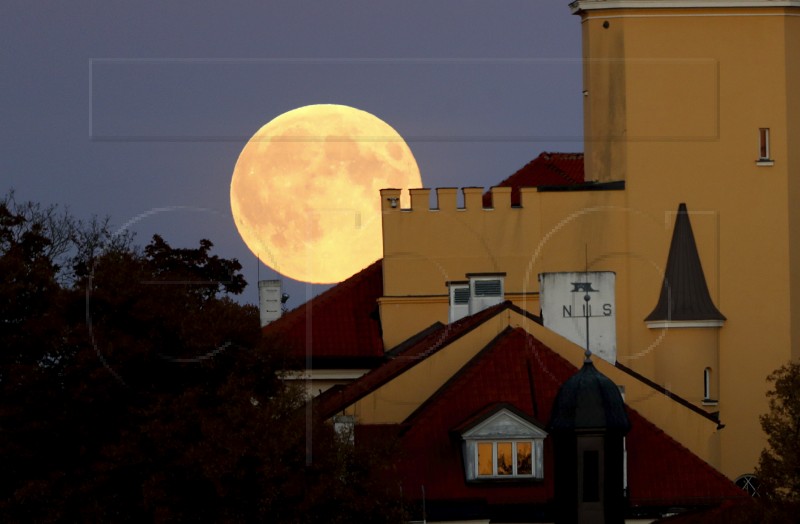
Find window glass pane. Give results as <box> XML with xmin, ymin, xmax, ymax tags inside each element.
<box><xmin>477</xmin><ymin>442</ymin><xmax>493</xmax><ymax>476</ymax></box>
<box><xmin>516</xmin><ymin>441</ymin><xmax>532</xmax><ymax>475</ymax></box>
<box><xmin>497</xmin><ymin>442</ymin><xmax>513</xmax><ymax>475</ymax></box>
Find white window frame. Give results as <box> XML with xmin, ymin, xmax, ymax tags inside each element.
<box><xmin>470</xmin><ymin>439</ymin><xmax>544</xmax><ymax>479</ymax></box>
<box><xmin>461</xmin><ymin>407</ymin><xmax>547</xmax><ymax>481</ymax></box>
<box><xmin>759</xmin><ymin>128</ymin><xmax>770</xmax><ymax>160</ymax></box>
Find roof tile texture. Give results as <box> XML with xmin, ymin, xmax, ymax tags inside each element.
<box><xmin>363</xmin><ymin>326</ymin><xmax>743</xmax><ymax>509</ymax></box>
<box><xmin>261</xmin><ymin>259</ymin><xmax>384</xmax><ymax>361</ymax></box>
<box><xmin>483</xmin><ymin>152</ymin><xmax>585</xmax><ymax>207</ymax></box>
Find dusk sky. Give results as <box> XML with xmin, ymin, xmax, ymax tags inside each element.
<box><xmin>2</xmin><ymin>2</ymin><xmax>583</xmax><ymax>308</ymax></box>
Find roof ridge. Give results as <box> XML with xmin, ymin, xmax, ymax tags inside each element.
<box><xmin>391</xmin><ymin>300</ymin><xmax>513</xmax><ymax>360</ymax></box>
<box><xmin>314</xmin><ymin>301</ymin><xmax>515</xmax><ymax>418</ymax></box>
<box><xmin>402</xmin><ymin>326</ymin><xmax>578</xmax><ymax>427</ymax></box>
<box><xmin>402</xmin><ymin>325</ymin><xmax>519</xmax><ymax>424</ymax></box>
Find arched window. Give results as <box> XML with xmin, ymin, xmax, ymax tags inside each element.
<box><xmin>735</xmin><ymin>474</ymin><xmax>760</xmax><ymax>497</ymax></box>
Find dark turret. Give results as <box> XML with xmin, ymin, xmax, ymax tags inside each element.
<box><xmin>549</xmin><ymin>360</ymin><xmax>630</xmax><ymax>523</ymax></box>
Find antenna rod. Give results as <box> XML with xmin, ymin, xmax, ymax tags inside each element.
<box><xmin>584</xmin><ymin>290</ymin><xmax>592</xmax><ymax>362</ymax></box>
<box><xmin>584</xmin><ymin>244</ymin><xmax>591</xmax><ymax>362</ymax></box>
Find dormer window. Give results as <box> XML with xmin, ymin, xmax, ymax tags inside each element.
<box><xmin>460</xmin><ymin>406</ymin><xmax>547</xmax><ymax>481</ymax></box>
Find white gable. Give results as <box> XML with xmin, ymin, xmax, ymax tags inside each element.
<box><xmin>461</xmin><ymin>408</ymin><xmax>548</xmax><ymax>440</ymax></box>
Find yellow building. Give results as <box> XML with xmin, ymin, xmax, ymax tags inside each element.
<box><xmin>375</xmin><ymin>0</ymin><xmax>800</xmax><ymax>484</ymax></box>
<box><xmin>262</xmin><ymin>4</ymin><xmax>800</xmax><ymax>517</ymax></box>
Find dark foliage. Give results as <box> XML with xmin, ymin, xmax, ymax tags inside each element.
<box><xmin>0</xmin><ymin>194</ymin><xmax>405</xmax><ymax>523</ymax></box>
<box><xmin>755</xmin><ymin>361</ymin><xmax>800</xmax><ymax>517</ymax></box>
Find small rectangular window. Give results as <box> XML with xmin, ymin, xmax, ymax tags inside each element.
<box><xmin>759</xmin><ymin>128</ymin><xmax>770</xmax><ymax>160</ymax></box>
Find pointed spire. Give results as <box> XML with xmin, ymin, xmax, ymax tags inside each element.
<box><xmin>645</xmin><ymin>203</ymin><xmax>725</xmax><ymax>325</ymax></box>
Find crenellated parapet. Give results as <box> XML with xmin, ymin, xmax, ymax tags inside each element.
<box><xmin>379</xmin><ymin>183</ymin><xmax>628</xmax><ymax>303</ymax></box>
<box><xmin>381</xmin><ymin>186</ymin><xmax>542</xmax><ymax>213</ymax></box>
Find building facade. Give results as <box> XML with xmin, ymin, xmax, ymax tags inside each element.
<box><xmin>264</xmin><ymin>1</ymin><xmax>800</xmax><ymax>519</ymax></box>
<box><xmin>376</xmin><ymin>0</ymin><xmax>800</xmax><ymax>482</ymax></box>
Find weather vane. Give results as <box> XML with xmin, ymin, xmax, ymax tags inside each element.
<box><xmin>571</xmin><ymin>245</ymin><xmax>595</xmax><ymax>362</ymax></box>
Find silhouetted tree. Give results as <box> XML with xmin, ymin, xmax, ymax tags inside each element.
<box><xmin>756</xmin><ymin>360</ymin><xmax>800</xmax><ymax>518</ymax></box>
<box><xmin>1</xmin><ymin>193</ymin><xmax>405</xmax><ymax>523</ymax></box>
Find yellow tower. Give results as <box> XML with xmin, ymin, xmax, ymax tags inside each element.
<box><xmin>571</xmin><ymin>0</ymin><xmax>800</xmax><ymax>479</ymax></box>
<box><xmin>374</xmin><ymin>0</ymin><xmax>800</xmax><ymax>483</ymax></box>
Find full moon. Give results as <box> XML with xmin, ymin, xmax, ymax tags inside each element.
<box><xmin>230</xmin><ymin>104</ymin><xmax>422</xmax><ymax>284</ymax></box>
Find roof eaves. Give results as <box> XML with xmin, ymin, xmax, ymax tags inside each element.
<box><xmin>384</xmin><ymin>321</ymin><xmax>445</xmax><ymax>357</ymax></box>
<box><xmin>615</xmin><ymin>361</ymin><xmax>723</xmax><ymax>427</ymax></box>
<box><xmin>537</xmin><ymin>180</ymin><xmax>625</xmax><ymax>192</ymax></box>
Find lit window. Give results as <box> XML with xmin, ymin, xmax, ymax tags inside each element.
<box><xmin>461</xmin><ymin>406</ymin><xmax>547</xmax><ymax>481</ymax></box>
<box><xmin>474</xmin><ymin>440</ymin><xmax>540</xmax><ymax>478</ymax></box>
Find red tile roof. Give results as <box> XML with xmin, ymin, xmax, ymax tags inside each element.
<box><xmin>625</xmin><ymin>410</ymin><xmax>744</xmax><ymax>507</ymax></box>
<box><xmin>483</xmin><ymin>151</ymin><xmax>585</xmax><ymax>207</ymax></box>
<box><xmin>395</xmin><ymin>327</ymin><xmax>564</xmax><ymax>506</ymax></box>
<box><xmin>262</xmin><ymin>259</ymin><xmax>384</xmax><ymax>366</ymax></box>
<box><xmin>354</xmin><ymin>326</ymin><xmax>743</xmax><ymax>515</ymax></box>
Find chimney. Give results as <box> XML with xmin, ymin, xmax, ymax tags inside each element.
<box><xmin>258</xmin><ymin>280</ymin><xmax>283</xmax><ymax>327</ymax></box>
